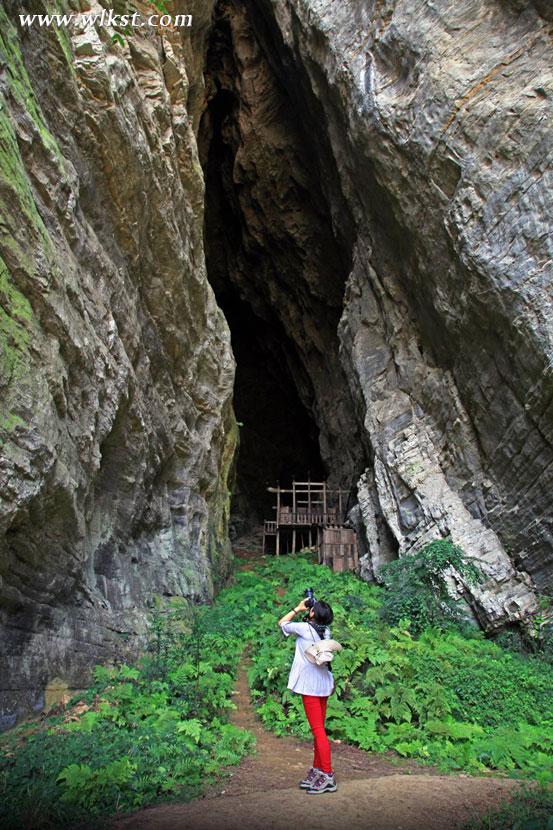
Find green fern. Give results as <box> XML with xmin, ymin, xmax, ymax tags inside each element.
<box><xmin>2</xmin><ymin>552</ymin><xmax>552</xmax><ymax>830</ymax></box>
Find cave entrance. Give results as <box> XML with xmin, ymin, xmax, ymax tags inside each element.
<box><xmin>199</xmin><ymin>0</ymin><xmax>366</xmax><ymax>541</ymax></box>
<box><xmin>215</xmin><ymin>285</ymin><xmax>326</xmax><ymax>533</ymax></box>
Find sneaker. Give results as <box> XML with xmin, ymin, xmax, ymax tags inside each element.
<box><xmin>306</xmin><ymin>771</ymin><xmax>337</xmax><ymax>794</ymax></box>
<box><xmin>299</xmin><ymin>767</ymin><xmax>320</xmax><ymax>789</ymax></box>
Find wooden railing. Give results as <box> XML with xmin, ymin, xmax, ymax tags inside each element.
<box><xmin>278</xmin><ymin>512</ymin><xmax>338</xmax><ymax>526</ymax></box>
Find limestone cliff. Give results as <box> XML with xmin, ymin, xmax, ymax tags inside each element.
<box><xmin>2</xmin><ymin>0</ymin><xmax>552</xmax><ymax>728</ymax></box>
<box><xmin>200</xmin><ymin>0</ymin><xmax>551</xmax><ymax>627</ymax></box>
<box><xmin>0</xmin><ymin>0</ymin><xmax>235</xmax><ymax>728</ymax></box>
<box><xmin>269</xmin><ymin>0</ymin><xmax>552</xmax><ymax>625</ymax></box>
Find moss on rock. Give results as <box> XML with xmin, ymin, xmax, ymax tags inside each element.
<box><xmin>0</xmin><ymin>255</ymin><xmax>32</xmax><ymax>383</ymax></box>
<box><xmin>0</xmin><ymin>6</ymin><xmax>62</xmax><ymax>160</ymax></box>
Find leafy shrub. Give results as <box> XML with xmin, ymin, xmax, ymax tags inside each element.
<box><xmin>463</xmin><ymin>784</ymin><xmax>553</xmax><ymax>830</ymax></box>
<box><xmin>0</xmin><ymin>584</ymin><xmax>260</xmax><ymax>829</ymax></box>
<box><xmin>412</xmin><ymin>630</ymin><xmax>553</xmax><ymax>729</ymax></box>
<box><xmin>378</xmin><ymin>539</ymin><xmax>483</xmax><ymax>633</ymax></box>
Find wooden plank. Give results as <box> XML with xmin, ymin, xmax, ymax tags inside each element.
<box><xmin>317</xmin><ymin>526</ymin><xmax>360</xmax><ymax>572</ymax></box>
<box><xmin>276</xmin><ymin>487</ymin><xmax>281</xmax><ymax>557</ymax></box>
<box><xmin>293</xmin><ymin>481</ymin><xmax>327</xmax><ymax>487</ymax></box>
<box><xmin>270</xmin><ymin>484</ymin><xmax>350</xmax><ymax>493</ymax></box>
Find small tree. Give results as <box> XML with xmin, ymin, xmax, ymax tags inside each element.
<box><xmin>378</xmin><ymin>538</ymin><xmax>484</xmax><ymax>633</ymax></box>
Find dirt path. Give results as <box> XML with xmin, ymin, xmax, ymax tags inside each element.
<box><xmin>111</xmin><ymin>658</ymin><xmax>519</xmax><ymax>830</ymax></box>
<box><xmin>110</xmin><ymin>547</ymin><xmax>519</xmax><ymax>829</ymax></box>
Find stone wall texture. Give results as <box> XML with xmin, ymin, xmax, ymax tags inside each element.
<box><xmin>258</xmin><ymin>0</ymin><xmax>552</xmax><ymax>624</ymax></box>
<box><xmin>0</xmin><ymin>0</ymin><xmax>236</xmax><ymax>728</ymax></box>
<box><xmin>1</xmin><ymin>0</ymin><xmax>552</xmax><ymax>725</ymax></box>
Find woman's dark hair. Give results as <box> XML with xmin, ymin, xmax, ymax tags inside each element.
<box><xmin>310</xmin><ymin>600</ymin><xmax>333</xmax><ymax>638</ymax></box>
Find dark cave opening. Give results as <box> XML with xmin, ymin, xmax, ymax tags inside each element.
<box><xmin>198</xmin><ymin>3</ymin><xmax>329</xmax><ymax>530</ymax></box>
<box><xmin>214</xmin><ymin>287</ymin><xmax>326</xmax><ymax>527</ymax></box>
<box><xmin>199</xmin><ymin>0</ymin><xmax>368</xmax><ymax>534</ymax></box>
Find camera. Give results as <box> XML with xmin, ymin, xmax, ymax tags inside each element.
<box><xmin>304</xmin><ymin>587</ymin><xmax>316</xmax><ymax>609</ymax></box>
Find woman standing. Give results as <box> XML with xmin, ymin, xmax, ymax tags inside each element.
<box><xmin>278</xmin><ymin>598</ymin><xmax>336</xmax><ymax>794</ymax></box>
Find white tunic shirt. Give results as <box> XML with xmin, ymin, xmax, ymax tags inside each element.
<box><xmin>280</xmin><ymin>621</ymin><xmax>334</xmax><ymax>696</ymax></box>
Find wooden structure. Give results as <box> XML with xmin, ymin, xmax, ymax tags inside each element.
<box><xmin>319</xmin><ymin>526</ymin><xmax>359</xmax><ymax>573</ymax></box>
<box><xmin>263</xmin><ymin>479</ymin><xmax>359</xmax><ymax>572</ymax></box>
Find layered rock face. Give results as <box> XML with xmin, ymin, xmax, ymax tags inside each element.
<box><xmin>271</xmin><ymin>0</ymin><xmax>552</xmax><ymax>625</ymax></box>
<box><xmin>201</xmin><ymin>0</ymin><xmax>552</xmax><ymax>627</ymax></box>
<box><xmin>2</xmin><ymin>0</ymin><xmax>552</xmax><ymax>727</ymax></box>
<box><xmin>0</xmin><ymin>0</ymin><xmax>236</xmax><ymax>727</ymax></box>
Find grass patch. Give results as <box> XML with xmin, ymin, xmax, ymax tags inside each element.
<box><xmin>463</xmin><ymin>785</ymin><xmax>553</xmax><ymax>830</ymax></box>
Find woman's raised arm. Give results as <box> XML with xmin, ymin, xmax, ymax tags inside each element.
<box><xmin>278</xmin><ymin>598</ymin><xmax>308</xmax><ymax>628</ymax></box>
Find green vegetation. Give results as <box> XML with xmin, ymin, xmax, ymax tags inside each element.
<box><xmin>0</xmin><ymin>3</ymin><xmax>64</xmax><ymax>272</ymax></box>
<box><xmin>46</xmin><ymin>1</ymin><xmax>77</xmax><ymax>71</ymax></box>
<box><xmin>0</xmin><ymin>254</ymin><xmax>34</xmax><ymax>448</ymax></box>
<box><xmin>247</xmin><ymin>554</ymin><xmax>553</xmax><ymax>785</ymax></box>
<box><xmin>1</xmin><ymin>550</ymin><xmax>552</xmax><ymax>828</ymax></box>
<box><xmin>495</xmin><ymin>594</ymin><xmax>553</xmax><ymax>665</ymax></box>
<box><xmin>0</xmin><ymin>256</ymin><xmax>32</xmax><ymax>385</ymax></box>
<box><xmin>464</xmin><ymin>785</ymin><xmax>553</xmax><ymax>830</ymax></box>
<box><xmin>0</xmin><ymin>104</ymin><xmax>47</xmax><ymax>235</ymax></box>
<box><xmin>0</xmin><ymin>6</ymin><xmax>61</xmax><ymax>159</ymax></box>
<box><xmin>378</xmin><ymin>538</ymin><xmax>483</xmax><ymax>632</ymax></box>
<box><xmin>0</xmin><ymin>594</ymin><xmax>261</xmax><ymax>828</ymax></box>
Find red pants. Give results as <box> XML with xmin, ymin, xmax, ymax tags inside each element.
<box><xmin>302</xmin><ymin>694</ymin><xmax>332</xmax><ymax>774</ymax></box>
